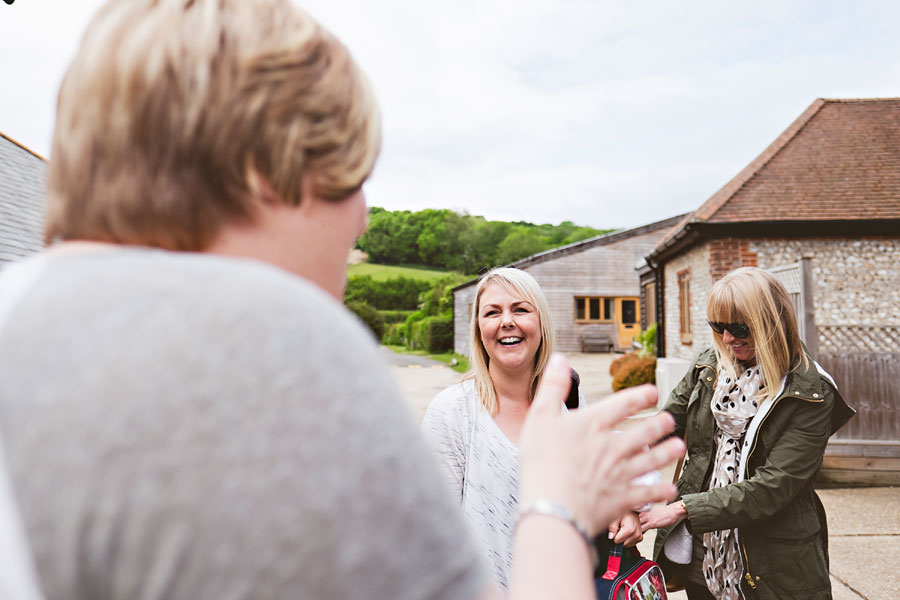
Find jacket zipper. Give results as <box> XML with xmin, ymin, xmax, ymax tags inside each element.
<box><xmin>738</xmin><ymin>387</ymin><xmax>821</xmax><ymax>592</ymax></box>
<box><xmin>738</xmin><ymin>392</ymin><xmax>785</xmax><ymax>591</ymax></box>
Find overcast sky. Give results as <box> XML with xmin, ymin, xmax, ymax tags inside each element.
<box><xmin>2</xmin><ymin>0</ymin><xmax>899</xmax><ymax>229</ymax></box>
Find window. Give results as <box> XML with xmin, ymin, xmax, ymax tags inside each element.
<box><xmin>621</xmin><ymin>299</ymin><xmax>636</xmax><ymax>324</ymax></box>
<box><xmin>642</xmin><ymin>281</ymin><xmax>657</xmax><ymax>327</ymax></box>
<box><xmin>678</xmin><ymin>270</ymin><xmax>692</xmax><ymax>344</ymax></box>
<box><xmin>574</xmin><ymin>296</ymin><xmax>614</xmax><ymax>322</ymax></box>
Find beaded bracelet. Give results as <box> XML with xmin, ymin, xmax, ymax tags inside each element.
<box><xmin>517</xmin><ymin>499</ymin><xmax>599</xmax><ymax>569</ymax></box>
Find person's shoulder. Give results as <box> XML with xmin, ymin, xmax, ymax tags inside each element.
<box><xmin>432</xmin><ymin>379</ymin><xmax>472</xmax><ymax>402</ymax></box>
<box><xmin>695</xmin><ymin>347</ymin><xmax>718</xmax><ymax>366</ymax></box>
<box><xmin>128</xmin><ymin>250</ymin><xmax>381</xmax><ymax>364</ymax></box>
<box><xmin>425</xmin><ymin>380</ymin><xmax>475</xmax><ymax>421</ymax></box>
<box><xmin>170</xmin><ymin>252</ymin><xmax>372</xmax><ymax>336</ymax></box>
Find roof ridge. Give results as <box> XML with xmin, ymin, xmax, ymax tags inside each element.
<box><xmin>819</xmin><ymin>97</ymin><xmax>900</xmax><ymax>103</ymax></box>
<box><xmin>0</xmin><ymin>132</ymin><xmax>47</xmax><ymax>162</ymax></box>
<box><xmin>693</xmin><ymin>98</ymin><xmax>827</xmax><ymax>223</ymax></box>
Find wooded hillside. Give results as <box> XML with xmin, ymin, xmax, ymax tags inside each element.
<box><xmin>357</xmin><ymin>207</ymin><xmax>615</xmax><ymax>273</ymax></box>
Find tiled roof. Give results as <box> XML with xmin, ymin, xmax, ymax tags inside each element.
<box><xmin>0</xmin><ymin>132</ymin><xmax>46</xmax><ymax>270</ymax></box>
<box><xmin>653</xmin><ymin>98</ymin><xmax>900</xmax><ymax>257</ymax></box>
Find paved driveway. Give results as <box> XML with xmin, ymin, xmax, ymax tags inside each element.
<box><xmin>379</xmin><ymin>347</ymin><xmax>462</xmax><ymax>422</ymax></box>
<box><xmin>383</xmin><ymin>348</ymin><xmax>623</xmax><ymax>420</ymax></box>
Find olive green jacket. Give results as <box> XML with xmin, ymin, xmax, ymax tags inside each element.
<box><xmin>652</xmin><ymin>347</ymin><xmax>855</xmax><ymax>600</ymax></box>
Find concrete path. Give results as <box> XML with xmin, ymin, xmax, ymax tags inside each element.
<box><xmin>386</xmin><ymin>347</ymin><xmax>900</xmax><ymax>599</ymax></box>
<box><xmin>383</xmin><ymin>348</ymin><xmax>621</xmax><ymax>420</ymax></box>
<box><xmin>379</xmin><ymin>346</ymin><xmax>462</xmax><ymax>422</ymax></box>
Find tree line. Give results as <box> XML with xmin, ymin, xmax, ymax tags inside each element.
<box><xmin>357</xmin><ymin>207</ymin><xmax>615</xmax><ymax>273</ymax></box>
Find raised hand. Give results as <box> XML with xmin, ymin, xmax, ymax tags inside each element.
<box><xmin>518</xmin><ymin>353</ymin><xmax>683</xmax><ymax>537</ymax></box>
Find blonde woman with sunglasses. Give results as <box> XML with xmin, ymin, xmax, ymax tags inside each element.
<box><xmin>640</xmin><ymin>267</ymin><xmax>855</xmax><ymax>600</ymax></box>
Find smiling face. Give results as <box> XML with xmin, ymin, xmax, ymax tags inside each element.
<box><xmin>720</xmin><ymin>326</ymin><xmax>756</xmax><ymax>366</ymax></box>
<box><xmin>477</xmin><ymin>283</ymin><xmax>543</xmax><ymax>375</ymax></box>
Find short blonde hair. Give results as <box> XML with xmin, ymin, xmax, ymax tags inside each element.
<box><xmin>467</xmin><ymin>268</ymin><xmax>554</xmax><ymax>416</ymax></box>
<box><xmin>707</xmin><ymin>267</ymin><xmax>807</xmax><ymax>401</ymax></box>
<box><xmin>46</xmin><ymin>0</ymin><xmax>381</xmax><ymax>250</ymax></box>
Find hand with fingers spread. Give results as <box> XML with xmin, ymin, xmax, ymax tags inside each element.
<box><xmin>507</xmin><ymin>353</ymin><xmax>683</xmax><ymax>600</ymax></box>
<box><xmin>518</xmin><ymin>354</ymin><xmax>684</xmax><ymax>538</ymax></box>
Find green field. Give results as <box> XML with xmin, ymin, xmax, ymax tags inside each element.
<box><xmin>347</xmin><ymin>262</ymin><xmax>464</xmax><ymax>282</ymax></box>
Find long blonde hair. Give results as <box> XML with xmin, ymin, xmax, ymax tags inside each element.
<box><xmin>707</xmin><ymin>267</ymin><xmax>807</xmax><ymax>401</ymax></box>
<box><xmin>467</xmin><ymin>268</ymin><xmax>554</xmax><ymax>416</ymax></box>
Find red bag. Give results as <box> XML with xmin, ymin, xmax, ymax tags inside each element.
<box><xmin>594</xmin><ymin>543</ymin><xmax>668</xmax><ymax>600</ymax></box>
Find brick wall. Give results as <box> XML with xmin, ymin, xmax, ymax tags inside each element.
<box><xmin>709</xmin><ymin>238</ymin><xmax>758</xmax><ymax>281</ymax></box>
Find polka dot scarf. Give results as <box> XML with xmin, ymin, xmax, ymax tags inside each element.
<box><xmin>702</xmin><ymin>364</ymin><xmax>762</xmax><ymax>600</ymax></box>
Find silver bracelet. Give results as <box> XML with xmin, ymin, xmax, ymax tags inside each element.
<box><xmin>517</xmin><ymin>499</ymin><xmax>599</xmax><ymax>568</ymax></box>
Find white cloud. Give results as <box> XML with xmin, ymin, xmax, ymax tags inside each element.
<box><xmin>2</xmin><ymin>0</ymin><xmax>899</xmax><ymax>229</ymax></box>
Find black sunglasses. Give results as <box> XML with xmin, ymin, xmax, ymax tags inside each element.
<box><xmin>707</xmin><ymin>321</ymin><xmax>750</xmax><ymax>339</ymax></box>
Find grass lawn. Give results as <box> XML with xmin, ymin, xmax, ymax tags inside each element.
<box><xmin>347</xmin><ymin>262</ymin><xmax>462</xmax><ymax>282</ymax></box>
<box><xmin>384</xmin><ymin>345</ymin><xmax>470</xmax><ymax>373</ymax></box>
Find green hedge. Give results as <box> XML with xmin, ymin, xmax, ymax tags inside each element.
<box><xmin>346</xmin><ymin>300</ymin><xmax>386</xmax><ymax>340</ymax></box>
<box><xmin>380</xmin><ymin>309</ymin><xmax>415</xmax><ymax>324</ymax></box>
<box><xmin>411</xmin><ymin>314</ymin><xmax>453</xmax><ymax>353</ymax></box>
<box><xmin>382</xmin><ymin>322</ymin><xmax>406</xmax><ymax>345</ymax></box>
<box><xmin>344</xmin><ymin>275</ymin><xmax>432</xmax><ymax>310</ymax></box>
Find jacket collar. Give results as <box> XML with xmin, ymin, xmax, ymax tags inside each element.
<box><xmin>693</xmin><ymin>345</ymin><xmax>855</xmax><ymax>436</ymax></box>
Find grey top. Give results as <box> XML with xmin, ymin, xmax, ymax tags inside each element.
<box><xmin>0</xmin><ymin>248</ymin><xmax>486</xmax><ymax>600</ymax></box>
<box><xmin>422</xmin><ymin>380</ymin><xmax>520</xmax><ymax>590</ymax></box>
<box><xmin>421</xmin><ymin>381</ymin><xmax>587</xmax><ymax>590</ymax></box>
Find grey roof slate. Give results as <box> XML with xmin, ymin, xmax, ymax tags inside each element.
<box><xmin>0</xmin><ymin>133</ymin><xmax>46</xmax><ymax>270</ymax></box>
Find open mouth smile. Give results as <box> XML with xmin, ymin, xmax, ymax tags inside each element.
<box><xmin>499</xmin><ymin>336</ymin><xmax>523</xmax><ymax>346</ymax></box>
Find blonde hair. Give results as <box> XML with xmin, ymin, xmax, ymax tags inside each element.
<box><xmin>467</xmin><ymin>268</ymin><xmax>554</xmax><ymax>416</ymax></box>
<box><xmin>45</xmin><ymin>0</ymin><xmax>381</xmax><ymax>250</ymax></box>
<box><xmin>707</xmin><ymin>267</ymin><xmax>808</xmax><ymax>401</ymax></box>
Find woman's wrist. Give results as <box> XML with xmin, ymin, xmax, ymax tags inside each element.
<box><xmin>518</xmin><ymin>499</ymin><xmax>599</xmax><ymax>569</ymax></box>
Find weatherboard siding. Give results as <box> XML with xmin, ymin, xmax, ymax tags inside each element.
<box><xmin>454</xmin><ymin>227</ymin><xmax>672</xmax><ymax>354</ymax></box>
<box><xmin>0</xmin><ymin>135</ymin><xmax>46</xmax><ymax>269</ymax></box>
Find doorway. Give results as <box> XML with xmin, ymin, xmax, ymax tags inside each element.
<box><xmin>616</xmin><ymin>297</ymin><xmax>640</xmax><ymax>349</ymax></box>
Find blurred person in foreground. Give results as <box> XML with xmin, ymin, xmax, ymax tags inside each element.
<box><xmin>422</xmin><ymin>267</ymin><xmax>651</xmax><ymax>590</ymax></box>
<box><xmin>0</xmin><ymin>1</ymin><xmax>683</xmax><ymax>599</ymax></box>
<box><xmin>640</xmin><ymin>267</ymin><xmax>855</xmax><ymax>600</ymax></box>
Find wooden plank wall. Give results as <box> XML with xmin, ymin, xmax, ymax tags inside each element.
<box><xmin>819</xmin><ymin>352</ymin><xmax>899</xmax><ymax>444</ymax></box>
<box><xmin>525</xmin><ymin>229</ymin><xmax>667</xmax><ymax>352</ymax></box>
<box><xmin>817</xmin><ymin>351</ymin><xmax>900</xmax><ymax>485</ymax></box>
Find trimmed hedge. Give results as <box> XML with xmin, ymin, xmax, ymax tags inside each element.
<box><xmin>346</xmin><ymin>300</ymin><xmax>386</xmax><ymax>340</ymax></box>
<box><xmin>382</xmin><ymin>322</ymin><xmax>405</xmax><ymax>345</ymax></box>
<box><xmin>344</xmin><ymin>275</ymin><xmax>432</xmax><ymax>310</ymax></box>
<box><xmin>380</xmin><ymin>309</ymin><xmax>415</xmax><ymax>324</ymax></box>
<box><xmin>611</xmin><ymin>354</ymin><xmax>656</xmax><ymax>392</ymax></box>
<box><xmin>411</xmin><ymin>314</ymin><xmax>453</xmax><ymax>353</ymax></box>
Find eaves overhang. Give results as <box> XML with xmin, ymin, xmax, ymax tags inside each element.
<box><xmin>646</xmin><ymin>218</ymin><xmax>900</xmax><ymax>268</ymax></box>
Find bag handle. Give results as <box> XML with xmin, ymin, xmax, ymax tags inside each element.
<box><xmin>600</xmin><ymin>542</ymin><xmax>625</xmax><ymax>580</ymax></box>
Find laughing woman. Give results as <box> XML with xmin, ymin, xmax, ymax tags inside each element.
<box><xmin>640</xmin><ymin>267</ymin><xmax>855</xmax><ymax>600</ymax></box>
<box><xmin>422</xmin><ymin>267</ymin><xmax>644</xmax><ymax>590</ymax></box>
